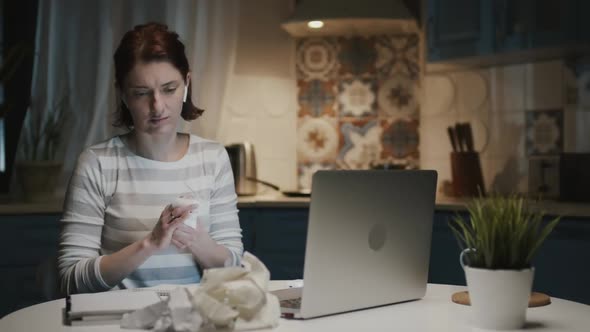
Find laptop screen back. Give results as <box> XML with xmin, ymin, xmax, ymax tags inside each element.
<box><xmin>299</xmin><ymin>170</ymin><xmax>437</xmax><ymax>318</ymax></box>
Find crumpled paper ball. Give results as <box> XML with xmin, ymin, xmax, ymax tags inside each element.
<box><xmin>120</xmin><ymin>252</ymin><xmax>280</xmax><ymax>331</ymax></box>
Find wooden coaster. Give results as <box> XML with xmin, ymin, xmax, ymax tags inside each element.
<box><xmin>451</xmin><ymin>291</ymin><xmax>551</xmax><ymax>307</ymax></box>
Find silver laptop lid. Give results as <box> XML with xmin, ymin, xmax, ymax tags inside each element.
<box><xmin>300</xmin><ymin>170</ymin><xmax>437</xmax><ymax>318</ymax></box>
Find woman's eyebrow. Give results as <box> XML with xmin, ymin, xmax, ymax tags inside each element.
<box><xmin>129</xmin><ymin>85</ymin><xmax>150</xmax><ymax>90</ymax></box>
<box><xmin>161</xmin><ymin>80</ymin><xmax>180</xmax><ymax>87</ymax></box>
<box><xmin>129</xmin><ymin>81</ymin><xmax>179</xmax><ymax>89</ymax></box>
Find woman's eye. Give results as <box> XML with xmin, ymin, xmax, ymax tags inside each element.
<box><xmin>163</xmin><ymin>87</ymin><xmax>177</xmax><ymax>94</ymax></box>
<box><xmin>132</xmin><ymin>91</ymin><xmax>149</xmax><ymax>97</ymax></box>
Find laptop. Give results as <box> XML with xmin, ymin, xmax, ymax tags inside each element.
<box><xmin>272</xmin><ymin>170</ymin><xmax>437</xmax><ymax>319</ymax></box>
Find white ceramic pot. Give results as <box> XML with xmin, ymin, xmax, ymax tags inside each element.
<box><xmin>464</xmin><ymin>265</ymin><xmax>534</xmax><ymax>330</ymax></box>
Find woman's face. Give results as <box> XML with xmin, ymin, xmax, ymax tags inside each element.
<box><xmin>122</xmin><ymin>61</ymin><xmax>189</xmax><ymax>134</ymax></box>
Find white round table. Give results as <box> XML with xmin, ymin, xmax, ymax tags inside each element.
<box><xmin>2</xmin><ymin>283</ymin><xmax>589</xmax><ymax>331</ymax></box>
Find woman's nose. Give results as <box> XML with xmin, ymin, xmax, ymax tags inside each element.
<box><xmin>150</xmin><ymin>90</ymin><xmax>164</xmax><ymax>112</ymax></box>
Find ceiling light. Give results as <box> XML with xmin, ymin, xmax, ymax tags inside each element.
<box><xmin>282</xmin><ymin>0</ymin><xmax>418</xmax><ymax>37</ymax></box>
<box><xmin>307</xmin><ymin>21</ymin><xmax>324</xmax><ymax>29</ymax></box>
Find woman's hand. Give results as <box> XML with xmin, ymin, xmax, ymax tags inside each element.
<box><xmin>172</xmin><ymin>223</ymin><xmax>232</xmax><ymax>268</ymax></box>
<box><xmin>171</xmin><ymin>223</ymin><xmax>212</xmax><ymax>250</ymax></box>
<box><xmin>148</xmin><ymin>204</ymin><xmax>195</xmax><ymax>250</ymax></box>
<box><xmin>99</xmin><ymin>203</ymin><xmax>196</xmax><ymax>288</ymax></box>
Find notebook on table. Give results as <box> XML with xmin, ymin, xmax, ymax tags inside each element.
<box><xmin>271</xmin><ymin>170</ymin><xmax>437</xmax><ymax>319</ymax></box>
<box><xmin>65</xmin><ymin>289</ymin><xmax>162</xmax><ymax>325</ymax></box>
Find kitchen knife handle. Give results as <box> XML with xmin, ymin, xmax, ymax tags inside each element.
<box><xmin>464</xmin><ymin>123</ymin><xmax>475</xmax><ymax>152</ymax></box>
<box><xmin>447</xmin><ymin>126</ymin><xmax>457</xmax><ymax>152</ymax></box>
<box><xmin>455</xmin><ymin>123</ymin><xmax>464</xmax><ymax>152</ymax></box>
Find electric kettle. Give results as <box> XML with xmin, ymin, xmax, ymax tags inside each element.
<box><xmin>225</xmin><ymin>142</ymin><xmax>257</xmax><ymax>196</ymax></box>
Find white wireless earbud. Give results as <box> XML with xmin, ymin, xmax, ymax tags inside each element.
<box><xmin>183</xmin><ymin>85</ymin><xmax>188</xmax><ymax>103</ymax></box>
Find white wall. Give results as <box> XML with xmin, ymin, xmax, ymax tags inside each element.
<box><xmin>220</xmin><ymin>0</ymin><xmax>590</xmax><ymax>196</ymax></box>
<box><xmin>421</xmin><ymin>59</ymin><xmax>590</xmax><ymax>195</ymax></box>
<box><xmin>217</xmin><ymin>0</ymin><xmax>298</xmax><ymax>191</ymax></box>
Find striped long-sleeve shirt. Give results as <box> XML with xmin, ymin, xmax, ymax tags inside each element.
<box><xmin>57</xmin><ymin>134</ymin><xmax>243</xmax><ymax>295</ymax></box>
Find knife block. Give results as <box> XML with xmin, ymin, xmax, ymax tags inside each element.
<box><xmin>450</xmin><ymin>152</ymin><xmax>485</xmax><ymax>197</ymax></box>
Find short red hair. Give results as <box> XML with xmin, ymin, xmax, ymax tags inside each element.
<box><xmin>113</xmin><ymin>22</ymin><xmax>203</xmax><ymax>128</ymax></box>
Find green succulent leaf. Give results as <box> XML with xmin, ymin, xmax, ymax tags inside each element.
<box><xmin>449</xmin><ymin>194</ymin><xmax>560</xmax><ymax>269</ymax></box>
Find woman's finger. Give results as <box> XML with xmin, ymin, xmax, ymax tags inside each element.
<box><xmin>194</xmin><ymin>223</ymin><xmax>205</xmax><ymax>232</ymax></box>
<box><xmin>160</xmin><ymin>204</ymin><xmax>179</xmax><ymax>225</ymax></box>
<box><xmin>159</xmin><ymin>204</ymin><xmax>171</xmax><ymax>219</ymax></box>
<box><xmin>168</xmin><ymin>213</ymin><xmax>189</xmax><ymax>231</ymax></box>
<box><xmin>172</xmin><ymin>238</ymin><xmax>186</xmax><ymax>249</ymax></box>
<box><xmin>174</xmin><ymin>223</ymin><xmax>195</xmax><ymax>234</ymax></box>
<box><xmin>166</xmin><ymin>205</ymin><xmax>191</xmax><ymax>225</ymax></box>
<box><xmin>174</xmin><ymin>227</ymin><xmax>193</xmax><ymax>240</ymax></box>
<box><xmin>160</xmin><ymin>217</ymin><xmax>183</xmax><ymax>238</ymax></box>
<box><xmin>170</xmin><ymin>204</ymin><xmax>195</xmax><ymax>217</ymax></box>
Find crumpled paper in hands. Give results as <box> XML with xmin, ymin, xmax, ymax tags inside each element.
<box><xmin>121</xmin><ymin>252</ymin><xmax>280</xmax><ymax>331</ymax></box>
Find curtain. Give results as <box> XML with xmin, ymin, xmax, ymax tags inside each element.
<box><xmin>22</xmin><ymin>0</ymin><xmax>240</xmax><ymax>194</ymax></box>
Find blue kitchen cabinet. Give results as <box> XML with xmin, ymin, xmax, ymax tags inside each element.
<box><xmin>580</xmin><ymin>1</ymin><xmax>590</xmax><ymax>43</ymax></box>
<box><xmin>428</xmin><ymin>211</ymin><xmax>467</xmax><ymax>285</ymax></box>
<box><xmin>427</xmin><ymin>0</ymin><xmax>494</xmax><ymax>61</ymax></box>
<box><xmin>238</xmin><ymin>208</ymin><xmax>256</xmax><ymax>253</ymax></box>
<box><xmin>241</xmin><ymin>207</ymin><xmax>590</xmax><ymax>305</ymax></box>
<box><xmin>0</xmin><ymin>214</ymin><xmax>61</xmax><ymax>317</ymax></box>
<box><xmin>2</xmin><ymin>207</ymin><xmax>590</xmax><ymax>318</ymax></box>
<box><xmin>491</xmin><ymin>0</ymin><xmax>528</xmax><ymax>52</ymax></box>
<box><xmin>530</xmin><ymin>217</ymin><xmax>590</xmax><ymax>305</ymax></box>
<box><xmin>495</xmin><ymin>0</ymin><xmax>579</xmax><ymax>52</ymax></box>
<box><xmin>428</xmin><ymin>0</ymin><xmax>584</xmax><ymax>62</ymax></box>
<box><xmin>248</xmin><ymin>208</ymin><xmax>309</xmax><ymax>280</ymax></box>
<box><xmin>240</xmin><ymin>206</ymin><xmax>590</xmax><ymax>305</ymax></box>
<box><xmin>526</xmin><ymin>0</ymin><xmax>578</xmax><ymax>49</ymax></box>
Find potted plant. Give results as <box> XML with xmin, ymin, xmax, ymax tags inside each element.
<box><xmin>16</xmin><ymin>95</ymin><xmax>71</xmax><ymax>202</ymax></box>
<box><xmin>450</xmin><ymin>194</ymin><xmax>560</xmax><ymax>330</ymax></box>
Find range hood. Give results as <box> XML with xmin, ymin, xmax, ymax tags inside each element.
<box><xmin>281</xmin><ymin>0</ymin><xmax>419</xmax><ymax>37</ymax></box>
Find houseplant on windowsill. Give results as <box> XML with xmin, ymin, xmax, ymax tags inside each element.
<box><xmin>16</xmin><ymin>95</ymin><xmax>71</xmax><ymax>203</ymax></box>
<box><xmin>450</xmin><ymin>194</ymin><xmax>560</xmax><ymax>330</ymax></box>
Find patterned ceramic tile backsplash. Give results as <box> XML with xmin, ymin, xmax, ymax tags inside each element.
<box><xmin>525</xmin><ymin>109</ymin><xmax>564</xmax><ymax>155</ymax></box>
<box><xmin>295</xmin><ymin>34</ymin><xmax>421</xmax><ymax>189</ymax></box>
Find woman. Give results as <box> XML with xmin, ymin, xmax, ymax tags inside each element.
<box><xmin>57</xmin><ymin>22</ymin><xmax>243</xmax><ymax>295</ymax></box>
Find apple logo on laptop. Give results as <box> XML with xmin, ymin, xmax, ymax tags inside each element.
<box><xmin>368</xmin><ymin>223</ymin><xmax>387</xmax><ymax>251</ymax></box>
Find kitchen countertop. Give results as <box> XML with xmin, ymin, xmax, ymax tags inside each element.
<box><xmin>434</xmin><ymin>196</ymin><xmax>590</xmax><ymax>218</ymax></box>
<box><xmin>239</xmin><ymin>193</ymin><xmax>590</xmax><ymax>218</ymax></box>
<box><xmin>1</xmin><ymin>193</ymin><xmax>589</xmax><ymax>218</ymax></box>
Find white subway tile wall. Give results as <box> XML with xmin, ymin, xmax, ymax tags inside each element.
<box><xmin>524</xmin><ymin>60</ymin><xmax>564</xmax><ymax>111</ymax></box>
<box><xmin>218</xmin><ymin>75</ymin><xmax>298</xmax><ymax>191</ymax></box>
<box><xmin>422</xmin><ymin>58</ymin><xmax>590</xmax><ymax>195</ymax></box>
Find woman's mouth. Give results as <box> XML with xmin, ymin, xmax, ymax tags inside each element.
<box><xmin>150</xmin><ymin>116</ymin><xmax>169</xmax><ymax>124</ymax></box>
